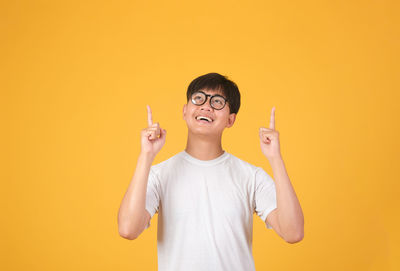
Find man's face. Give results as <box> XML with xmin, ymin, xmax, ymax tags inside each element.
<box><xmin>183</xmin><ymin>88</ymin><xmax>236</xmax><ymax>137</ymax></box>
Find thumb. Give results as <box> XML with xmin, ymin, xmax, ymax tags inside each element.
<box><xmin>160</xmin><ymin>128</ymin><xmax>167</xmax><ymax>137</ymax></box>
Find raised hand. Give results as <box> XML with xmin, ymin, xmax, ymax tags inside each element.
<box><xmin>259</xmin><ymin>106</ymin><xmax>281</xmax><ymax>161</ymax></box>
<box><xmin>140</xmin><ymin>105</ymin><xmax>166</xmax><ymax>157</ymax></box>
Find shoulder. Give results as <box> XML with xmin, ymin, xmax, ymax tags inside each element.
<box><xmin>226</xmin><ymin>152</ymin><xmax>260</xmax><ymax>174</ymax></box>
<box><xmin>150</xmin><ymin>151</ymin><xmax>184</xmax><ymax>176</ymax></box>
<box><xmin>227</xmin><ymin>152</ymin><xmax>273</xmax><ymax>181</ymax></box>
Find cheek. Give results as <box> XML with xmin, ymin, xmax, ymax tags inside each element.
<box><xmin>215</xmin><ymin>115</ymin><xmax>229</xmax><ymax>125</ymax></box>
<box><xmin>183</xmin><ymin>108</ymin><xmax>196</xmax><ymax>121</ymax></box>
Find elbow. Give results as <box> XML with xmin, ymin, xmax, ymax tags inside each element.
<box><xmin>282</xmin><ymin>218</ymin><xmax>305</xmax><ymax>244</ymax></box>
<box><xmin>118</xmin><ymin>225</ymin><xmax>140</xmax><ymax>240</ymax></box>
<box><xmin>284</xmin><ymin>231</ymin><xmax>304</xmax><ymax>244</ymax></box>
<box><xmin>119</xmin><ymin>229</ymin><xmax>139</xmax><ymax>240</ymax></box>
<box><xmin>118</xmin><ymin>215</ymin><xmax>143</xmax><ymax>240</ymax></box>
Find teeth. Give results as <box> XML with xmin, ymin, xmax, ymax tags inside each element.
<box><xmin>196</xmin><ymin>116</ymin><xmax>212</xmax><ymax>122</ymax></box>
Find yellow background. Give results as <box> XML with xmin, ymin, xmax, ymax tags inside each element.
<box><xmin>1</xmin><ymin>0</ymin><xmax>399</xmax><ymax>270</ymax></box>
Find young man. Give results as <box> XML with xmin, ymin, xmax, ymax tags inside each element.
<box><xmin>118</xmin><ymin>72</ymin><xmax>304</xmax><ymax>271</ymax></box>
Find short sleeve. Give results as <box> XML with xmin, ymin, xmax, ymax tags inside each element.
<box><xmin>254</xmin><ymin>167</ymin><xmax>277</xmax><ymax>229</ymax></box>
<box><xmin>144</xmin><ymin>167</ymin><xmax>160</xmax><ymax>229</ymax></box>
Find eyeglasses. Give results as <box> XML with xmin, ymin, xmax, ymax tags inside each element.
<box><xmin>191</xmin><ymin>91</ymin><xmax>228</xmax><ymax>110</ymax></box>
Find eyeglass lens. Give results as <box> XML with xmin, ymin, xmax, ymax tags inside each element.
<box><xmin>192</xmin><ymin>92</ymin><xmax>226</xmax><ymax>110</ymax></box>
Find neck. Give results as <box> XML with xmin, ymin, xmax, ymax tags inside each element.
<box><xmin>185</xmin><ymin>130</ymin><xmax>224</xmax><ymax>161</ymax></box>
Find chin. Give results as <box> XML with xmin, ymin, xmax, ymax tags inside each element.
<box><xmin>189</xmin><ymin>126</ymin><xmax>222</xmax><ymax>137</ymax></box>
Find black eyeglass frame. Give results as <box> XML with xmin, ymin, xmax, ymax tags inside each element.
<box><xmin>190</xmin><ymin>91</ymin><xmax>228</xmax><ymax>110</ymax></box>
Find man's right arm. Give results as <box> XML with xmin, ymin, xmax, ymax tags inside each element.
<box><xmin>117</xmin><ymin>105</ymin><xmax>166</xmax><ymax>240</ymax></box>
<box><xmin>118</xmin><ymin>152</ymin><xmax>155</xmax><ymax>240</ymax></box>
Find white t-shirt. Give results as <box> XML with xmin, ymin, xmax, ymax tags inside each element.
<box><xmin>145</xmin><ymin>149</ymin><xmax>277</xmax><ymax>271</ymax></box>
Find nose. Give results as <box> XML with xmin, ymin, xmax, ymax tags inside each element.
<box><xmin>200</xmin><ymin>96</ymin><xmax>213</xmax><ymax>111</ymax></box>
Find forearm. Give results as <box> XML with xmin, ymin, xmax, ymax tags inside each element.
<box><xmin>118</xmin><ymin>151</ymin><xmax>155</xmax><ymax>238</ymax></box>
<box><xmin>269</xmin><ymin>155</ymin><xmax>304</xmax><ymax>242</ymax></box>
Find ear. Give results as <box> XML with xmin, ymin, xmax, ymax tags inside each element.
<box><xmin>182</xmin><ymin>104</ymin><xmax>187</xmax><ymax>119</ymax></box>
<box><xmin>226</xmin><ymin>113</ymin><xmax>236</xmax><ymax>128</ymax></box>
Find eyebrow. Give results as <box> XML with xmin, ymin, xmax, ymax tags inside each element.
<box><xmin>201</xmin><ymin>90</ymin><xmax>226</xmax><ymax>98</ymax></box>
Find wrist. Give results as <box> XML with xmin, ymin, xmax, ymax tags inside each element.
<box><xmin>268</xmin><ymin>154</ymin><xmax>283</xmax><ymax>165</ymax></box>
<box><xmin>139</xmin><ymin>151</ymin><xmax>156</xmax><ymax>162</ymax></box>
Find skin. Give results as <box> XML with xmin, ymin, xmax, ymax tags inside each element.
<box><xmin>118</xmin><ymin>88</ymin><xmax>304</xmax><ymax>244</ymax></box>
<box><xmin>182</xmin><ymin>88</ymin><xmax>236</xmax><ymax>160</ymax></box>
<box><xmin>259</xmin><ymin>107</ymin><xmax>305</xmax><ymax>243</ymax></box>
<box><xmin>117</xmin><ymin>105</ymin><xmax>166</xmax><ymax>240</ymax></box>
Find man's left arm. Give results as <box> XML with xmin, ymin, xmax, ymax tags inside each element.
<box><xmin>259</xmin><ymin>106</ymin><xmax>304</xmax><ymax>243</ymax></box>
<box><xmin>267</xmin><ymin>156</ymin><xmax>304</xmax><ymax>243</ymax></box>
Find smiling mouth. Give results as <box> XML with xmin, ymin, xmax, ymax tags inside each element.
<box><xmin>195</xmin><ymin>116</ymin><xmax>213</xmax><ymax>124</ymax></box>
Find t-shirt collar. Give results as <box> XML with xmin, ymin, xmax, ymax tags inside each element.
<box><xmin>181</xmin><ymin>149</ymin><xmax>229</xmax><ymax>166</ymax></box>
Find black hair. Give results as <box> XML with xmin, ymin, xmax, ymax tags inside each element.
<box><xmin>186</xmin><ymin>72</ymin><xmax>241</xmax><ymax>114</ymax></box>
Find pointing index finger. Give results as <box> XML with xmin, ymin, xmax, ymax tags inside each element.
<box><xmin>147</xmin><ymin>105</ymin><xmax>153</xmax><ymax>126</ymax></box>
<box><xmin>269</xmin><ymin>106</ymin><xmax>275</xmax><ymax>130</ymax></box>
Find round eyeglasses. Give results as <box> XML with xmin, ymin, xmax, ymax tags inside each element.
<box><xmin>191</xmin><ymin>91</ymin><xmax>228</xmax><ymax>110</ymax></box>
